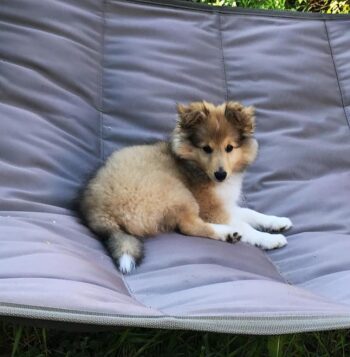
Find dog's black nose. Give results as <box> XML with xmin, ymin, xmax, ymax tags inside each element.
<box><xmin>214</xmin><ymin>169</ymin><xmax>227</xmax><ymax>182</ymax></box>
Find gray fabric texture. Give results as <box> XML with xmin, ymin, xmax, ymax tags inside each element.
<box><xmin>1</xmin><ymin>0</ymin><xmax>350</xmax><ymax>333</ymax></box>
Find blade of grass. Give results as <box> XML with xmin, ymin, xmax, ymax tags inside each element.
<box><xmin>42</xmin><ymin>328</ymin><xmax>48</xmax><ymax>357</ymax></box>
<box><xmin>11</xmin><ymin>325</ymin><xmax>23</xmax><ymax>357</ymax></box>
<box><xmin>267</xmin><ymin>335</ymin><xmax>285</xmax><ymax>357</ymax></box>
<box><xmin>133</xmin><ymin>330</ymin><xmax>163</xmax><ymax>357</ymax></box>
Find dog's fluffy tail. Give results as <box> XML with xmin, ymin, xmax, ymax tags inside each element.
<box><xmin>106</xmin><ymin>231</ymin><xmax>144</xmax><ymax>274</ymax></box>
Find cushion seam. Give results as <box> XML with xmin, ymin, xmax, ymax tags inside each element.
<box><xmin>324</xmin><ymin>20</ymin><xmax>350</xmax><ymax>131</ymax></box>
<box><xmin>99</xmin><ymin>0</ymin><xmax>108</xmax><ymax>162</ymax></box>
<box><xmin>122</xmin><ymin>274</ymin><xmax>169</xmax><ymax>316</ymax></box>
<box><xmin>217</xmin><ymin>13</ymin><xmax>229</xmax><ymax>102</ymax></box>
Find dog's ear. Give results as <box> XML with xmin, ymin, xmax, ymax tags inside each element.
<box><xmin>224</xmin><ymin>102</ymin><xmax>255</xmax><ymax>139</ymax></box>
<box><xmin>176</xmin><ymin>102</ymin><xmax>209</xmax><ymax>130</ymax></box>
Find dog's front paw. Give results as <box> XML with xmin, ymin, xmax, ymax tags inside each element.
<box><xmin>264</xmin><ymin>217</ymin><xmax>292</xmax><ymax>233</ymax></box>
<box><xmin>211</xmin><ymin>224</ymin><xmax>241</xmax><ymax>243</ymax></box>
<box><xmin>226</xmin><ymin>232</ymin><xmax>242</xmax><ymax>243</ymax></box>
<box><xmin>259</xmin><ymin>234</ymin><xmax>288</xmax><ymax>250</ymax></box>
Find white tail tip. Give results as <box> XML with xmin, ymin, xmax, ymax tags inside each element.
<box><xmin>118</xmin><ymin>254</ymin><xmax>136</xmax><ymax>274</ymax></box>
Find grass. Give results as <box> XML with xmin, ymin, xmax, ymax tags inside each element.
<box><xmin>193</xmin><ymin>0</ymin><xmax>350</xmax><ymax>13</ymax></box>
<box><xmin>2</xmin><ymin>322</ymin><xmax>350</xmax><ymax>356</ymax></box>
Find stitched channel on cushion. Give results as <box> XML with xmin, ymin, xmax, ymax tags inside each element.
<box><xmin>217</xmin><ymin>12</ymin><xmax>229</xmax><ymax>102</ymax></box>
<box><xmin>324</xmin><ymin>20</ymin><xmax>350</xmax><ymax>131</ymax></box>
<box><xmin>99</xmin><ymin>0</ymin><xmax>107</xmax><ymax>162</ymax></box>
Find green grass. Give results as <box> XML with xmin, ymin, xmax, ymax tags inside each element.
<box><xmin>2</xmin><ymin>322</ymin><xmax>350</xmax><ymax>356</ymax></box>
<box><xmin>193</xmin><ymin>0</ymin><xmax>350</xmax><ymax>13</ymax></box>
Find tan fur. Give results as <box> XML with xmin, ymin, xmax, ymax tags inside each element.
<box><xmin>190</xmin><ymin>183</ymin><xmax>230</xmax><ymax>224</ymax></box>
<box><xmin>80</xmin><ymin>101</ymin><xmax>258</xmax><ymax>272</ymax></box>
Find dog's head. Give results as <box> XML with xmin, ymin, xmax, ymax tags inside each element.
<box><xmin>171</xmin><ymin>101</ymin><xmax>258</xmax><ymax>183</ymax></box>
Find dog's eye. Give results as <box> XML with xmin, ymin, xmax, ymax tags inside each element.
<box><xmin>225</xmin><ymin>144</ymin><xmax>234</xmax><ymax>153</ymax></box>
<box><xmin>202</xmin><ymin>145</ymin><xmax>213</xmax><ymax>154</ymax></box>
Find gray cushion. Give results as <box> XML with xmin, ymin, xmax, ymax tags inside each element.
<box><xmin>1</xmin><ymin>0</ymin><xmax>350</xmax><ymax>334</ymax></box>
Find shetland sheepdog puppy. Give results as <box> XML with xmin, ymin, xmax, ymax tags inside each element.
<box><xmin>81</xmin><ymin>101</ymin><xmax>292</xmax><ymax>274</ymax></box>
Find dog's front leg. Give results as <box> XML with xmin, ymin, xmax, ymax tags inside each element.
<box><xmin>228</xmin><ymin>219</ymin><xmax>288</xmax><ymax>250</ymax></box>
<box><xmin>236</xmin><ymin>207</ymin><xmax>292</xmax><ymax>233</ymax></box>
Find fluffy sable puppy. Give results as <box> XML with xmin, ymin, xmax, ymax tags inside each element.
<box><xmin>81</xmin><ymin>101</ymin><xmax>292</xmax><ymax>274</ymax></box>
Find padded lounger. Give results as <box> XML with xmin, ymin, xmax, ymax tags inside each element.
<box><xmin>1</xmin><ymin>0</ymin><xmax>350</xmax><ymax>334</ymax></box>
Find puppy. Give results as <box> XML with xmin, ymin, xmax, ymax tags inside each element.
<box><xmin>80</xmin><ymin>101</ymin><xmax>292</xmax><ymax>274</ymax></box>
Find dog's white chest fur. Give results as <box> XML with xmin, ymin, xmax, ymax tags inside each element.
<box><xmin>214</xmin><ymin>174</ymin><xmax>243</xmax><ymax>218</ymax></box>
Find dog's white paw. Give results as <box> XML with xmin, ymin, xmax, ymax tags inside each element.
<box><xmin>210</xmin><ymin>224</ymin><xmax>241</xmax><ymax>243</ymax></box>
<box><xmin>240</xmin><ymin>228</ymin><xmax>287</xmax><ymax>250</ymax></box>
<box><xmin>264</xmin><ymin>216</ymin><xmax>292</xmax><ymax>233</ymax></box>
<box><xmin>259</xmin><ymin>234</ymin><xmax>288</xmax><ymax>250</ymax></box>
